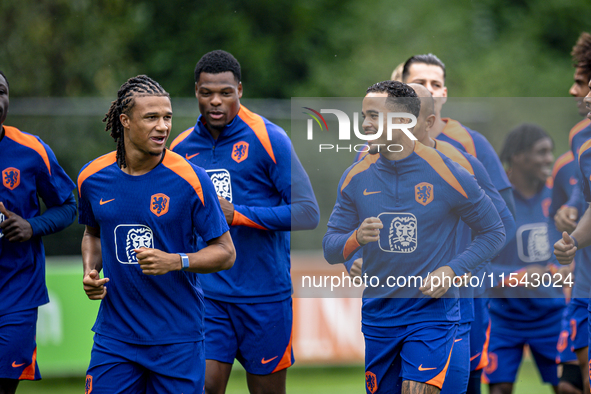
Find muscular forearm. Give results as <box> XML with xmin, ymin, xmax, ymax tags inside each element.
<box><xmin>81</xmin><ymin>228</ymin><xmax>102</xmax><ymax>276</ymax></box>
<box><xmin>185</xmin><ymin>231</ymin><xmax>236</xmax><ymax>273</ymax></box>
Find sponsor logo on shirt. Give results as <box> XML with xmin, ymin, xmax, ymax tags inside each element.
<box><xmin>516</xmin><ymin>223</ymin><xmax>551</xmax><ymax>263</ymax></box>
<box><xmin>207</xmin><ymin>169</ymin><xmax>232</xmax><ymax>202</ymax></box>
<box><xmin>232</xmin><ymin>141</ymin><xmax>249</xmax><ymax>163</ymax></box>
<box><xmin>2</xmin><ymin>167</ymin><xmax>20</xmax><ymax>190</ymax></box>
<box><xmin>114</xmin><ymin>225</ymin><xmax>154</xmax><ymax>264</ymax></box>
<box><xmin>378</xmin><ymin>213</ymin><xmax>417</xmax><ymax>253</ymax></box>
<box><xmin>415</xmin><ymin>182</ymin><xmax>433</xmax><ymax>206</ymax></box>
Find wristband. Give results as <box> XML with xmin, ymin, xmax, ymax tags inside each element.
<box><xmin>570</xmin><ymin>235</ymin><xmax>579</xmax><ymax>249</ymax></box>
<box><xmin>179</xmin><ymin>253</ymin><xmax>190</xmax><ymax>271</ymax></box>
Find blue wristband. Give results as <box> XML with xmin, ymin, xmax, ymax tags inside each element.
<box><xmin>179</xmin><ymin>253</ymin><xmax>190</xmax><ymax>271</ymax></box>
<box><xmin>571</xmin><ymin>235</ymin><xmax>579</xmax><ymax>249</ymax></box>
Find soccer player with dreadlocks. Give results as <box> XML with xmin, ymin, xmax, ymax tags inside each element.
<box><xmin>0</xmin><ymin>71</ymin><xmax>77</xmax><ymax>394</ymax></box>
<box><xmin>78</xmin><ymin>75</ymin><xmax>235</xmax><ymax>393</ymax></box>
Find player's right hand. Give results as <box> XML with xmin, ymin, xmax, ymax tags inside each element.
<box><xmin>356</xmin><ymin>217</ymin><xmax>383</xmax><ymax>245</ymax></box>
<box><xmin>83</xmin><ymin>269</ymin><xmax>109</xmax><ymax>300</ymax></box>
<box><xmin>553</xmin><ymin>231</ymin><xmax>577</xmax><ymax>265</ymax></box>
<box><xmin>554</xmin><ymin>206</ymin><xmax>578</xmax><ymax>233</ymax></box>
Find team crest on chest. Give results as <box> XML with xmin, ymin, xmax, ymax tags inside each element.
<box><xmin>114</xmin><ymin>224</ymin><xmax>154</xmax><ymax>264</ymax></box>
<box><xmin>516</xmin><ymin>223</ymin><xmax>551</xmax><ymax>263</ymax></box>
<box><xmin>232</xmin><ymin>141</ymin><xmax>249</xmax><ymax>163</ymax></box>
<box><xmin>2</xmin><ymin>167</ymin><xmax>20</xmax><ymax>190</ymax></box>
<box><xmin>378</xmin><ymin>213</ymin><xmax>418</xmax><ymax>253</ymax></box>
<box><xmin>150</xmin><ymin>193</ymin><xmax>169</xmax><ymax>217</ymax></box>
<box><xmin>414</xmin><ymin>182</ymin><xmax>433</xmax><ymax>206</ymax></box>
<box><xmin>207</xmin><ymin>169</ymin><xmax>232</xmax><ymax>202</ymax></box>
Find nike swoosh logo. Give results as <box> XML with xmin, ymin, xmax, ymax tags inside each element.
<box><xmin>454</xmin><ymin>338</ymin><xmax>462</xmax><ymax>342</ymax></box>
<box><xmin>470</xmin><ymin>352</ymin><xmax>481</xmax><ymax>361</ymax></box>
<box><xmin>186</xmin><ymin>153</ymin><xmax>200</xmax><ymax>160</ymax></box>
<box><xmin>12</xmin><ymin>362</ymin><xmax>25</xmax><ymax>368</ymax></box>
<box><xmin>363</xmin><ymin>189</ymin><xmax>381</xmax><ymax>196</ymax></box>
<box><xmin>418</xmin><ymin>364</ymin><xmax>437</xmax><ymax>371</ymax></box>
<box><xmin>100</xmin><ymin>198</ymin><xmax>115</xmax><ymax>205</ymax></box>
<box><xmin>261</xmin><ymin>356</ymin><xmax>278</xmax><ymax>364</ymax></box>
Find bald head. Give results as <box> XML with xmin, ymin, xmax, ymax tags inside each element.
<box><xmin>408</xmin><ymin>83</ymin><xmax>435</xmax><ymax>117</ymax></box>
<box><xmin>408</xmin><ymin>83</ymin><xmax>436</xmax><ymax>144</ymax></box>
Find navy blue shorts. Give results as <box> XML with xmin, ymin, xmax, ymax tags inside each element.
<box><xmin>0</xmin><ymin>308</ymin><xmax>40</xmax><ymax>380</ymax></box>
<box><xmin>440</xmin><ymin>322</ymin><xmax>470</xmax><ymax>394</ymax></box>
<box><xmin>204</xmin><ymin>297</ymin><xmax>293</xmax><ymax>375</ymax></box>
<box><xmin>86</xmin><ymin>334</ymin><xmax>204</xmax><ymax>394</ymax></box>
<box><xmin>364</xmin><ymin>322</ymin><xmax>458</xmax><ymax>394</ymax></box>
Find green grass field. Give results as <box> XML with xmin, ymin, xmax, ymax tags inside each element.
<box><xmin>17</xmin><ymin>359</ymin><xmax>554</xmax><ymax>394</ymax></box>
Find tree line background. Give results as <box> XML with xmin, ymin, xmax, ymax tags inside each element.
<box><xmin>1</xmin><ymin>0</ymin><xmax>590</xmax><ymax>255</ymax></box>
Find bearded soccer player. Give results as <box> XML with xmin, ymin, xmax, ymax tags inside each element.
<box><xmin>548</xmin><ymin>32</ymin><xmax>591</xmax><ymax>394</ymax></box>
<box><xmin>0</xmin><ymin>71</ymin><xmax>77</xmax><ymax>394</ymax></box>
<box><xmin>408</xmin><ymin>83</ymin><xmax>515</xmax><ymax>394</ymax></box>
<box><xmin>324</xmin><ymin>80</ymin><xmax>505</xmax><ymax>394</ymax></box>
<box><xmin>400</xmin><ymin>54</ymin><xmax>517</xmax><ymax>393</ymax></box>
<box><xmin>170</xmin><ymin>50</ymin><xmax>319</xmax><ymax>394</ymax></box>
<box><xmin>78</xmin><ymin>75</ymin><xmax>235</xmax><ymax>394</ymax></box>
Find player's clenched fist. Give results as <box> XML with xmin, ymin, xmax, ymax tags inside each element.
<box><xmin>554</xmin><ymin>231</ymin><xmax>577</xmax><ymax>265</ymax></box>
<box><xmin>135</xmin><ymin>247</ymin><xmax>180</xmax><ymax>275</ymax></box>
<box><xmin>83</xmin><ymin>269</ymin><xmax>109</xmax><ymax>300</ymax></box>
<box><xmin>356</xmin><ymin>217</ymin><xmax>383</xmax><ymax>245</ymax></box>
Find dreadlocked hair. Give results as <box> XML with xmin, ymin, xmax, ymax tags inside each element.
<box><xmin>499</xmin><ymin>123</ymin><xmax>553</xmax><ymax>168</ymax></box>
<box><xmin>572</xmin><ymin>32</ymin><xmax>591</xmax><ymax>76</ymax></box>
<box><xmin>103</xmin><ymin>75</ymin><xmax>169</xmax><ymax>168</ymax></box>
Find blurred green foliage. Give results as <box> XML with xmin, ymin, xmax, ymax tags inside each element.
<box><xmin>1</xmin><ymin>0</ymin><xmax>590</xmax><ymax>98</ymax></box>
<box><xmin>1</xmin><ymin>0</ymin><xmax>590</xmax><ymax>255</ymax></box>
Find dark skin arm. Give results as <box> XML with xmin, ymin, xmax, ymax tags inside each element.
<box><xmin>218</xmin><ymin>196</ymin><xmax>235</xmax><ymax>224</ymax></box>
<box><xmin>135</xmin><ymin>231</ymin><xmax>235</xmax><ymax>275</ymax></box>
<box><xmin>81</xmin><ymin>225</ymin><xmax>109</xmax><ymax>300</ymax></box>
<box><xmin>0</xmin><ymin>202</ymin><xmax>33</xmax><ymax>242</ymax></box>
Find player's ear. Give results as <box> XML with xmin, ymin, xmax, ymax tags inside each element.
<box><xmin>120</xmin><ymin>113</ymin><xmax>130</xmax><ymax>128</ymax></box>
<box><xmin>441</xmin><ymin>86</ymin><xmax>448</xmax><ymax>104</ymax></box>
<box><xmin>425</xmin><ymin>114</ymin><xmax>436</xmax><ymax>130</ymax></box>
<box><xmin>237</xmin><ymin>82</ymin><xmax>243</xmax><ymax>99</ymax></box>
<box><xmin>195</xmin><ymin>83</ymin><xmax>199</xmax><ymax>98</ymax></box>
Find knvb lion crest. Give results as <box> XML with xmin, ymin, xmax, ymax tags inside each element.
<box><xmin>207</xmin><ymin>169</ymin><xmax>232</xmax><ymax>202</ymax></box>
<box><xmin>365</xmin><ymin>371</ymin><xmax>378</xmax><ymax>394</ymax></box>
<box><xmin>414</xmin><ymin>182</ymin><xmax>433</xmax><ymax>206</ymax></box>
<box><xmin>2</xmin><ymin>167</ymin><xmax>20</xmax><ymax>190</ymax></box>
<box><xmin>114</xmin><ymin>224</ymin><xmax>154</xmax><ymax>264</ymax></box>
<box><xmin>378</xmin><ymin>213</ymin><xmax>418</xmax><ymax>253</ymax></box>
<box><xmin>232</xmin><ymin>141</ymin><xmax>249</xmax><ymax>163</ymax></box>
<box><xmin>85</xmin><ymin>375</ymin><xmax>93</xmax><ymax>394</ymax></box>
<box><xmin>150</xmin><ymin>193</ymin><xmax>169</xmax><ymax>217</ymax></box>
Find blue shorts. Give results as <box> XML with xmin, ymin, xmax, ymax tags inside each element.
<box><xmin>440</xmin><ymin>322</ymin><xmax>470</xmax><ymax>394</ymax></box>
<box><xmin>86</xmin><ymin>334</ymin><xmax>204</xmax><ymax>394</ymax></box>
<box><xmin>557</xmin><ymin>299</ymin><xmax>587</xmax><ymax>363</ymax></box>
<box><xmin>364</xmin><ymin>322</ymin><xmax>458</xmax><ymax>394</ymax></box>
<box><xmin>483</xmin><ymin>312</ymin><xmax>561</xmax><ymax>385</ymax></box>
<box><xmin>204</xmin><ymin>297</ymin><xmax>293</xmax><ymax>375</ymax></box>
<box><xmin>0</xmin><ymin>308</ymin><xmax>41</xmax><ymax>380</ymax></box>
<box><xmin>470</xmin><ymin>297</ymin><xmax>491</xmax><ymax>371</ymax></box>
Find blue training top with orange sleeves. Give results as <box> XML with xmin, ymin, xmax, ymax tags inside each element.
<box><xmin>435</xmin><ymin>140</ymin><xmax>515</xmax><ymax>324</ymax></box>
<box><xmin>170</xmin><ymin>105</ymin><xmax>319</xmax><ymax>303</ymax></box>
<box><xmin>323</xmin><ymin>142</ymin><xmax>505</xmax><ymax>328</ymax></box>
<box><xmin>563</xmin><ymin>119</ymin><xmax>591</xmax><ymax>210</ymax></box>
<box><xmin>489</xmin><ymin>184</ymin><xmax>565</xmax><ymax>331</ymax></box>
<box><xmin>547</xmin><ymin>149</ymin><xmax>591</xmax><ymax>300</ymax></box>
<box><xmin>77</xmin><ymin>150</ymin><xmax>229</xmax><ymax>345</ymax></box>
<box><xmin>0</xmin><ymin>125</ymin><xmax>76</xmax><ymax>315</ymax></box>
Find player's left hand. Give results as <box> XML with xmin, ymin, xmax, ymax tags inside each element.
<box><xmin>420</xmin><ymin>265</ymin><xmax>455</xmax><ymax>299</ymax></box>
<box><xmin>218</xmin><ymin>196</ymin><xmax>235</xmax><ymax>225</ymax></box>
<box><xmin>135</xmin><ymin>248</ymin><xmax>180</xmax><ymax>275</ymax></box>
<box><xmin>0</xmin><ymin>202</ymin><xmax>33</xmax><ymax>242</ymax></box>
